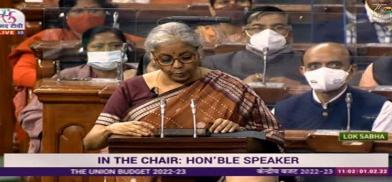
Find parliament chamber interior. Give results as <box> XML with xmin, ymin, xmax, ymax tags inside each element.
<box><xmin>0</xmin><ymin>0</ymin><xmax>392</xmax><ymax>182</ymax></box>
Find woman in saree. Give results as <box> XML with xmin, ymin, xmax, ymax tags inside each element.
<box><xmin>83</xmin><ymin>22</ymin><xmax>282</xmax><ymax>182</ymax></box>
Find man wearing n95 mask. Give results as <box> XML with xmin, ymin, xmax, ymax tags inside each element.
<box><xmin>202</xmin><ymin>6</ymin><xmax>306</xmax><ymax>86</ymax></box>
<box><xmin>274</xmin><ymin>42</ymin><xmax>392</xmax><ymax>132</ymax></box>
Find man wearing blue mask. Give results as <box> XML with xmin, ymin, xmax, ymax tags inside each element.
<box><xmin>274</xmin><ymin>42</ymin><xmax>392</xmax><ymax>131</ymax></box>
<box><xmin>202</xmin><ymin>6</ymin><xmax>306</xmax><ymax>86</ymax></box>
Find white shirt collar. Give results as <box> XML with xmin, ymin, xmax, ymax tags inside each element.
<box><xmin>312</xmin><ymin>85</ymin><xmax>348</xmax><ymax>109</ymax></box>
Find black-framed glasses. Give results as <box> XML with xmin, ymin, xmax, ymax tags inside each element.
<box><xmin>153</xmin><ymin>51</ymin><xmax>196</xmax><ymax>66</ymax></box>
<box><xmin>245</xmin><ymin>24</ymin><xmax>291</xmax><ymax>36</ymax></box>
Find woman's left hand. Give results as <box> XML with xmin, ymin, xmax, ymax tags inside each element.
<box><xmin>209</xmin><ymin>118</ymin><xmax>240</xmax><ymax>133</ymax></box>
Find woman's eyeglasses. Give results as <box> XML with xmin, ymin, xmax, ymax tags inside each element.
<box><xmin>153</xmin><ymin>52</ymin><xmax>196</xmax><ymax>66</ymax></box>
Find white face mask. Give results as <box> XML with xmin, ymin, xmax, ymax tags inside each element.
<box><xmin>87</xmin><ymin>50</ymin><xmax>127</xmax><ymax>71</ymax></box>
<box><xmin>249</xmin><ymin>29</ymin><xmax>287</xmax><ymax>53</ymax></box>
<box><xmin>365</xmin><ymin>1</ymin><xmax>392</xmax><ymax>24</ymax></box>
<box><xmin>304</xmin><ymin>67</ymin><xmax>349</xmax><ymax>92</ymax></box>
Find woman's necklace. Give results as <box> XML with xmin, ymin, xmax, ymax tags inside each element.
<box><xmin>154</xmin><ymin>68</ymin><xmax>203</xmax><ymax>95</ymax></box>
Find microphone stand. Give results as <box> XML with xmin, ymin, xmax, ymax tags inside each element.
<box><xmin>345</xmin><ymin>93</ymin><xmax>352</xmax><ymax>131</ymax></box>
<box><xmin>160</xmin><ymin>99</ymin><xmax>166</xmax><ymax>138</ymax></box>
<box><xmin>261</xmin><ymin>47</ymin><xmax>268</xmax><ymax>86</ymax></box>
<box><xmin>55</xmin><ymin>60</ymin><xmax>61</xmax><ymax>81</ymax></box>
<box><xmin>112</xmin><ymin>11</ymin><xmax>120</xmax><ymax>29</ymax></box>
<box><xmin>190</xmin><ymin>99</ymin><xmax>197</xmax><ymax>138</ymax></box>
<box><xmin>116</xmin><ymin>43</ymin><xmax>127</xmax><ymax>81</ymax></box>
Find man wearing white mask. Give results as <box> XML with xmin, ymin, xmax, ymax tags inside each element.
<box><xmin>314</xmin><ymin>0</ymin><xmax>391</xmax><ymax>44</ymax></box>
<box><xmin>274</xmin><ymin>42</ymin><xmax>392</xmax><ymax>131</ymax></box>
<box><xmin>202</xmin><ymin>6</ymin><xmax>306</xmax><ymax>86</ymax></box>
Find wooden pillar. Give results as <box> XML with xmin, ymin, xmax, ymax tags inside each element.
<box><xmin>0</xmin><ymin>0</ymin><xmax>17</xmax><ymax>154</ymax></box>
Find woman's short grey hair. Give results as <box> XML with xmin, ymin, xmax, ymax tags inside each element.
<box><xmin>144</xmin><ymin>22</ymin><xmax>201</xmax><ymax>55</ymax></box>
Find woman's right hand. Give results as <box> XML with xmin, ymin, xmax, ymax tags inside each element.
<box><xmin>106</xmin><ymin>121</ymin><xmax>155</xmax><ymax>137</ymax></box>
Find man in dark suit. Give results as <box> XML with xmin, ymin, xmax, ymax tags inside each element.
<box><xmin>202</xmin><ymin>6</ymin><xmax>306</xmax><ymax>86</ymax></box>
<box><xmin>313</xmin><ymin>0</ymin><xmax>391</xmax><ymax>43</ymax></box>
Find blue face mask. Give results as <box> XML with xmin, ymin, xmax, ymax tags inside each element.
<box><xmin>87</xmin><ymin>50</ymin><xmax>127</xmax><ymax>71</ymax></box>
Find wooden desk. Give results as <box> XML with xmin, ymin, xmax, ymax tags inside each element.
<box><xmin>34</xmin><ymin>79</ymin><xmax>118</xmax><ymax>182</ymax></box>
<box><xmin>252</xmin><ymin>85</ymin><xmax>311</xmax><ymax>106</ymax></box>
<box><xmin>33</xmin><ymin>79</ymin><xmax>392</xmax><ymax>182</ymax></box>
<box><xmin>206</xmin><ymin>43</ymin><xmax>392</xmax><ymax>56</ymax></box>
<box><xmin>109</xmin><ymin>135</ymin><xmax>278</xmax><ymax>153</ymax></box>
<box><xmin>107</xmin><ymin>135</ymin><xmax>279</xmax><ymax>182</ymax></box>
<box><xmin>284</xmin><ymin>130</ymin><xmax>392</xmax><ymax>153</ymax></box>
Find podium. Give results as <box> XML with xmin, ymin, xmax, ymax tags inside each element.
<box><xmin>107</xmin><ymin>134</ymin><xmax>280</xmax><ymax>182</ymax></box>
<box><xmin>108</xmin><ymin>134</ymin><xmax>279</xmax><ymax>153</ymax></box>
<box><xmin>34</xmin><ymin>79</ymin><xmax>118</xmax><ymax>182</ymax></box>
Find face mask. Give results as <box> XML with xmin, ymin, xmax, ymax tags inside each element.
<box><xmin>249</xmin><ymin>29</ymin><xmax>286</xmax><ymax>53</ymax></box>
<box><xmin>87</xmin><ymin>50</ymin><xmax>127</xmax><ymax>71</ymax></box>
<box><xmin>365</xmin><ymin>1</ymin><xmax>392</xmax><ymax>24</ymax></box>
<box><xmin>66</xmin><ymin>14</ymin><xmax>105</xmax><ymax>34</ymax></box>
<box><xmin>304</xmin><ymin>67</ymin><xmax>349</xmax><ymax>92</ymax></box>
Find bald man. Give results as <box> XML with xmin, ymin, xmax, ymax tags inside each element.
<box><xmin>274</xmin><ymin>42</ymin><xmax>392</xmax><ymax>131</ymax></box>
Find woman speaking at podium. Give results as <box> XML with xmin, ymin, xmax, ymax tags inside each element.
<box><xmin>84</xmin><ymin>22</ymin><xmax>282</xmax><ymax>182</ymax></box>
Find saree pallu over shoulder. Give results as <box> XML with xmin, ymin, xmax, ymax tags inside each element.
<box><xmin>123</xmin><ymin>70</ymin><xmax>283</xmax><ymax>144</ymax></box>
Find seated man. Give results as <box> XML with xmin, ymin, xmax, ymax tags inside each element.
<box><xmin>314</xmin><ymin>0</ymin><xmax>392</xmax><ymax>44</ymax></box>
<box><xmin>274</xmin><ymin>42</ymin><xmax>392</xmax><ymax>131</ymax></box>
<box><xmin>195</xmin><ymin>0</ymin><xmax>251</xmax><ymax>48</ymax></box>
<box><xmin>202</xmin><ymin>6</ymin><xmax>306</xmax><ymax>86</ymax></box>
<box><xmin>359</xmin><ymin>57</ymin><xmax>392</xmax><ymax>87</ymax></box>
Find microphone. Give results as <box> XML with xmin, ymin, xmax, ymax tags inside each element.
<box><xmin>261</xmin><ymin>47</ymin><xmax>268</xmax><ymax>86</ymax></box>
<box><xmin>112</xmin><ymin>11</ymin><xmax>120</xmax><ymax>29</ymax></box>
<box><xmin>190</xmin><ymin>99</ymin><xmax>197</xmax><ymax>138</ymax></box>
<box><xmin>117</xmin><ymin>43</ymin><xmax>127</xmax><ymax>81</ymax></box>
<box><xmin>157</xmin><ymin>16</ymin><xmax>232</xmax><ymax>25</ymax></box>
<box><xmin>160</xmin><ymin>98</ymin><xmax>166</xmax><ymax>138</ymax></box>
<box><xmin>345</xmin><ymin>93</ymin><xmax>352</xmax><ymax>131</ymax></box>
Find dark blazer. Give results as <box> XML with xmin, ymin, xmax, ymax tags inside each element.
<box><xmin>201</xmin><ymin>49</ymin><xmax>306</xmax><ymax>83</ymax></box>
<box><xmin>373</xmin><ymin>57</ymin><xmax>392</xmax><ymax>85</ymax></box>
<box><xmin>313</xmin><ymin>9</ymin><xmax>379</xmax><ymax>43</ymax></box>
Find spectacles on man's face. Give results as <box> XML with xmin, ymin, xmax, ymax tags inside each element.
<box><xmin>153</xmin><ymin>51</ymin><xmax>196</xmax><ymax>66</ymax></box>
<box><xmin>245</xmin><ymin>24</ymin><xmax>291</xmax><ymax>36</ymax></box>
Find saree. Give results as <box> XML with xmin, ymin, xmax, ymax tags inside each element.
<box><xmin>97</xmin><ymin>70</ymin><xmax>282</xmax><ymax>182</ymax></box>
<box><xmin>97</xmin><ymin>70</ymin><xmax>282</xmax><ymax>143</ymax></box>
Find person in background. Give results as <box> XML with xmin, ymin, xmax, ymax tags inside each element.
<box><xmin>10</xmin><ymin>0</ymin><xmax>144</xmax><ymax>89</ymax></box>
<box><xmin>360</xmin><ymin>0</ymin><xmax>392</xmax><ymax>43</ymax></box>
<box><xmin>136</xmin><ymin>53</ymin><xmax>159</xmax><ymax>75</ymax></box>
<box><xmin>19</xmin><ymin>26</ymin><xmax>136</xmax><ymax>153</ymax></box>
<box><xmin>359</xmin><ymin>57</ymin><xmax>392</xmax><ymax>87</ymax></box>
<box><xmin>195</xmin><ymin>0</ymin><xmax>251</xmax><ymax>48</ymax></box>
<box><xmin>202</xmin><ymin>6</ymin><xmax>305</xmax><ymax>86</ymax></box>
<box><xmin>314</xmin><ymin>0</ymin><xmax>392</xmax><ymax>44</ymax></box>
<box><xmin>10</xmin><ymin>0</ymin><xmax>144</xmax><ymax>130</ymax></box>
<box><xmin>10</xmin><ymin>0</ymin><xmax>113</xmax><ymax>88</ymax></box>
<box><xmin>83</xmin><ymin>22</ymin><xmax>282</xmax><ymax>182</ymax></box>
<box><xmin>274</xmin><ymin>42</ymin><xmax>392</xmax><ymax>131</ymax></box>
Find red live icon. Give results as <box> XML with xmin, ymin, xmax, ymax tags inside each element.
<box><xmin>0</xmin><ymin>30</ymin><xmax>16</xmax><ymax>35</ymax></box>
